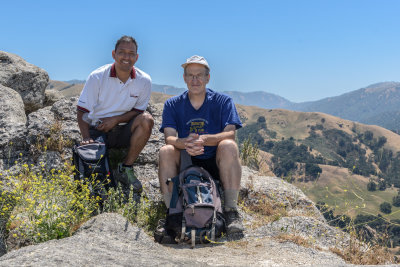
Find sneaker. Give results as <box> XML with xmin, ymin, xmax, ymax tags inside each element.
<box><xmin>224</xmin><ymin>208</ymin><xmax>244</xmax><ymax>235</ymax></box>
<box><xmin>118</xmin><ymin>163</ymin><xmax>143</xmax><ymax>192</ymax></box>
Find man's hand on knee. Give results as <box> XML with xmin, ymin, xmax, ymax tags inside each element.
<box><xmin>96</xmin><ymin>116</ymin><xmax>119</xmax><ymax>132</ymax></box>
<box><xmin>80</xmin><ymin>138</ymin><xmax>94</xmax><ymax>145</ymax></box>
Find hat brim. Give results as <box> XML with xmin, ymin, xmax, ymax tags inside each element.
<box><xmin>181</xmin><ymin>62</ymin><xmax>210</xmax><ymax>69</ymax></box>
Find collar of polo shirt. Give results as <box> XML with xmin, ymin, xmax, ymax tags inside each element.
<box><xmin>110</xmin><ymin>63</ymin><xmax>136</xmax><ymax>79</ymax></box>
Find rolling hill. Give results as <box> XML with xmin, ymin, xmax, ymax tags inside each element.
<box><xmin>235</xmin><ymin>105</ymin><xmax>400</xmax><ymax>220</ymax></box>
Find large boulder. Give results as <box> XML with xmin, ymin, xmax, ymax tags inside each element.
<box><xmin>26</xmin><ymin>106</ymin><xmax>55</xmax><ymax>147</ymax></box>
<box><xmin>241</xmin><ymin>166</ymin><xmax>324</xmax><ymax>221</ymax></box>
<box><xmin>0</xmin><ymin>51</ymin><xmax>49</xmax><ymax>112</ymax></box>
<box><xmin>0</xmin><ymin>85</ymin><xmax>27</xmax><ymax>171</ymax></box>
<box><xmin>44</xmin><ymin>89</ymin><xmax>63</xmax><ymax>106</ymax></box>
<box><xmin>50</xmin><ymin>96</ymin><xmax>81</xmax><ymax>145</ymax></box>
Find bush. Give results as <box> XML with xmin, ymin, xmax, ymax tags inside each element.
<box><xmin>367</xmin><ymin>181</ymin><xmax>377</xmax><ymax>191</ymax></box>
<box><xmin>378</xmin><ymin>180</ymin><xmax>386</xmax><ymax>191</ymax></box>
<box><xmin>257</xmin><ymin>116</ymin><xmax>266</xmax><ymax>123</ymax></box>
<box><xmin>102</xmin><ymin>185</ymin><xmax>165</xmax><ymax>233</ymax></box>
<box><xmin>393</xmin><ymin>194</ymin><xmax>400</xmax><ymax>207</ymax></box>
<box><xmin>240</xmin><ymin>137</ymin><xmax>260</xmax><ymax>169</ymax></box>
<box><xmin>0</xmin><ymin>162</ymin><xmax>100</xmax><ymax>244</ymax></box>
<box><xmin>380</xmin><ymin>202</ymin><xmax>392</xmax><ymax>214</ymax></box>
<box><xmin>0</xmin><ymin>159</ymin><xmax>166</xmax><ymax>248</ymax></box>
<box><xmin>305</xmin><ymin>163</ymin><xmax>322</xmax><ymax>180</ymax></box>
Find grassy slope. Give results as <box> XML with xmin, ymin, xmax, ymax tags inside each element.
<box><xmin>237</xmin><ymin>105</ymin><xmax>400</xmax><ymax>220</ymax></box>
<box><xmin>293</xmin><ymin>165</ymin><xmax>400</xmax><ymax>220</ymax></box>
<box><xmin>236</xmin><ymin>104</ymin><xmax>400</xmax><ymax>152</ymax></box>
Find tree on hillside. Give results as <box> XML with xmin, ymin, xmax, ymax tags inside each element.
<box><xmin>380</xmin><ymin>202</ymin><xmax>392</xmax><ymax>214</ymax></box>
<box><xmin>364</xmin><ymin>131</ymin><xmax>374</xmax><ymax>141</ymax></box>
<box><xmin>393</xmin><ymin>193</ymin><xmax>400</xmax><ymax>207</ymax></box>
<box><xmin>378</xmin><ymin>180</ymin><xmax>386</xmax><ymax>191</ymax></box>
<box><xmin>305</xmin><ymin>163</ymin><xmax>322</xmax><ymax>181</ymax></box>
<box><xmin>367</xmin><ymin>181</ymin><xmax>377</xmax><ymax>191</ymax></box>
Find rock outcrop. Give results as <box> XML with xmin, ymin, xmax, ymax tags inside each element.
<box><xmin>0</xmin><ymin>84</ymin><xmax>27</xmax><ymax>170</ymax></box>
<box><xmin>0</xmin><ymin>213</ymin><xmax>347</xmax><ymax>267</ymax></box>
<box><xmin>0</xmin><ymin>51</ymin><xmax>49</xmax><ymax>112</ymax></box>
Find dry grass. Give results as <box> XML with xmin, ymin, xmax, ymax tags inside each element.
<box><xmin>240</xmin><ymin>188</ymin><xmax>288</xmax><ymax>228</ymax></box>
<box><xmin>31</xmin><ymin>120</ymin><xmax>73</xmax><ymax>158</ymax></box>
<box><xmin>150</xmin><ymin>92</ymin><xmax>173</xmax><ymax>104</ymax></box>
<box><xmin>276</xmin><ymin>233</ymin><xmax>315</xmax><ymax>248</ymax></box>
<box><xmin>330</xmin><ymin>244</ymin><xmax>398</xmax><ymax>265</ymax></box>
<box><xmin>225</xmin><ymin>240</ymin><xmax>250</xmax><ymax>249</ymax></box>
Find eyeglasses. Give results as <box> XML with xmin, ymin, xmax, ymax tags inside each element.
<box><xmin>185</xmin><ymin>73</ymin><xmax>208</xmax><ymax>81</ymax></box>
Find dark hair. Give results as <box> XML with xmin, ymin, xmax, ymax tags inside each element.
<box><xmin>115</xmin><ymin>35</ymin><xmax>138</xmax><ymax>52</ymax></box>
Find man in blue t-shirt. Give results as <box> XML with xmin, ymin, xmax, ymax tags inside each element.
<box><xmin>159</xmin><ymin>55</ymin><xmax>244</xmax><ymax>235</ymax></box>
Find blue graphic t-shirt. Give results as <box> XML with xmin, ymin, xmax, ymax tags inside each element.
<box><xmin>160</xmin><ymin>89</ymin><xmax>242</xmax><ymax>159</ymax></box>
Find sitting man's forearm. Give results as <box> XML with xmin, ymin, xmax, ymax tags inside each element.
<box><xmin>198</xmin><ymin>130</ymin><xmax>235</xmax><ymax>146</ymax></box>
<box><xmin>77</xmin><ymin>110</ymin><xmax>91</xmax><ymax>141</ymax></box>
<box><xmin>97</xmin><ymin>110</ymin><xmax>142</xmax><ymax>132</ymax></box>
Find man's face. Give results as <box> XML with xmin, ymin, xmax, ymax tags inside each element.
<box><xmin>112</xmin><ymin>42</ymin><xmax>138</xmax><ymax>73</ymax></box>
<box><xmin>183</xmin><ymin>64</ymin><xmax>210</xmax><ymax>95</ymax></box>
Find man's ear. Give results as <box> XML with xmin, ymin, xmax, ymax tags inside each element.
<box><xmin>205</xmin><ymin>73</ymin><xmax>211</xmax><ymax>84</ymax></box>
<box><xmin>112</xmin><ymin>50</ymin><xmax>116</xmax><ymax>60</ymax></box>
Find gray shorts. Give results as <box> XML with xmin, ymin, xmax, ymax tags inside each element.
<box><xmin>89</xmin><ymin>119</ymin><xmax>135</xmax><ymax>149</ymax></box>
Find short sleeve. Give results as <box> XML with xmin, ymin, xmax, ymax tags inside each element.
<box><xmin>133</xmin><ymin>77</ymin><xmax>152</xmax><ymax>112</ymax></box>
<box><xmin>221</xmin><ymin>97</ymin><xmax>242</xmax><ymax>130</ymax></box>
<box><xmin>160</xmin><ymin>99</ymin><xmax>178</xmax><ymax>133</ymax></box>
<box><xmin>77</xmin><ymin>74</ymin><xmax>100</xmax><ymax>113</ymax></box>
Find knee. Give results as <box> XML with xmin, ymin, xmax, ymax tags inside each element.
<box><xmin>159</xmin><ymin>145</ymin><xmax>180</xmax><ymax>162</ymax></box>
<box><xmin>217</xmin><ymin>139</ymin><xmax>239</xmax><ymax>159</ymax></box>
<box><xmin>134</xmin><ymin>112</ymin><xmax>154</xmax><ymax>132</ymax></box>
<box><xmin>142</xmin><ymin>112</ymin><xmax>154</xmax><ymax>129</ymax></box>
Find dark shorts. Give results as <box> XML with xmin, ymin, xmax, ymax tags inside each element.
<box><xmin>89</xmin><ymin>119</ymin><xmax>135</xmax><ymax>149</ymax></box>
<box><xmin>191</xmin><ymin>156</ymin><xmax>220</xmax><ymax>181</ymax></box>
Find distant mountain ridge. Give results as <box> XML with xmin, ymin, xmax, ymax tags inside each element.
<box><xmin>53</xmin><ymin>80</ymin><xmax>400</xmax><ymax>130</ymax></box>
<box><xmin>291</xmin><ymin>82</ymin><xmax>400</xmax><ymax>130</ymax></box>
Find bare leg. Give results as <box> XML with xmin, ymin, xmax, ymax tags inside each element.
<box><xmin>216</xmin><ymin>139</ymin><xmax>241</xmax><ymax>191</ymax></box>
<box><xmin>158</xmin><ymin>145</ymin><xmax>180</xmax><ymax>194</ymax></box>
<box><xmin>123</xmin><ymin>112</ymin><xmax>154</xmax><ymax>165</ymax></box>
<box><xmin>216</xmin><ymin>139</ymin><xmax>244</xmax><ymax>234</ymax></box>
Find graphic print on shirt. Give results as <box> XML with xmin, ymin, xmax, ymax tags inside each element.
<box><xmin>187</xmin><ymin>118</ymin><xmax>209</xmax><ymax>134</ymax></box>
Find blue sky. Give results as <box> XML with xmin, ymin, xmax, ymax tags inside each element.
<box><xmin>1</xmin><ymin>0</ymin><xmax>399</xmax><ymax>102</ymax></box>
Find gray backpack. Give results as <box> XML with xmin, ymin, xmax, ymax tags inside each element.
<box><xmin>165</xmin><ymin>165</ymin><xmax>225</xmax><ymax>248</ymax></box>
<box><xmin>72</xmin><ymin>136</ymin><xmax>116</xmax><ymax>196</ymax></box>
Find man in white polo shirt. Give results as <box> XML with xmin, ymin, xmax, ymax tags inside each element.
<box><xmin>77</xmin><ymin>35</ymin><xmax>153</xmax><ymax>192</ymax></box>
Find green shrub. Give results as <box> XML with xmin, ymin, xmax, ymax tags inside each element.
<box><xmin>102</xmin><ymin>185</ymin><xmax>166</xmax><ymax>233</ymax></box>
<box><xmin>367</xmin><ymin>181</ymin><xmax>377</xmax><ymax>191</ymax></box>
<box><xmin>393</xmin><ymin>194</ymin><xmax>400</xmax><ymax>207</ymax></box>
<box><xmin>379</xmin><ymin>202</ymin><xmax>392</xmax><ymax>214</ymax></box>
<box><xmin>0</xmin><ymin>162</ymin><xmax>100</xmax><ymax>244</ymax></box>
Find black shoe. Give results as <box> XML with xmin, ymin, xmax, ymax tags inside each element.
<box><xmin>154</xmin><ymin>219</ymin><xmax>176</xmax><ymax>244</ymax></box>
<box><xmin>224</xmin><ymin>208</ymin><xmax>244</xmax><ymax>235</ymax></box>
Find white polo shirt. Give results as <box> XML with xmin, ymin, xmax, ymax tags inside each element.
<box><xmin>77</xmin><ymin>63</ymin><xmax>151</xmax><ymax>125</ymax></box>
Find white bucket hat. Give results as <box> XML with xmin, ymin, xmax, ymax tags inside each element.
<box><xmin>181</xmin><ymin>55</ymin><xmax>210</xmax><ymax>70</ymax></box>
